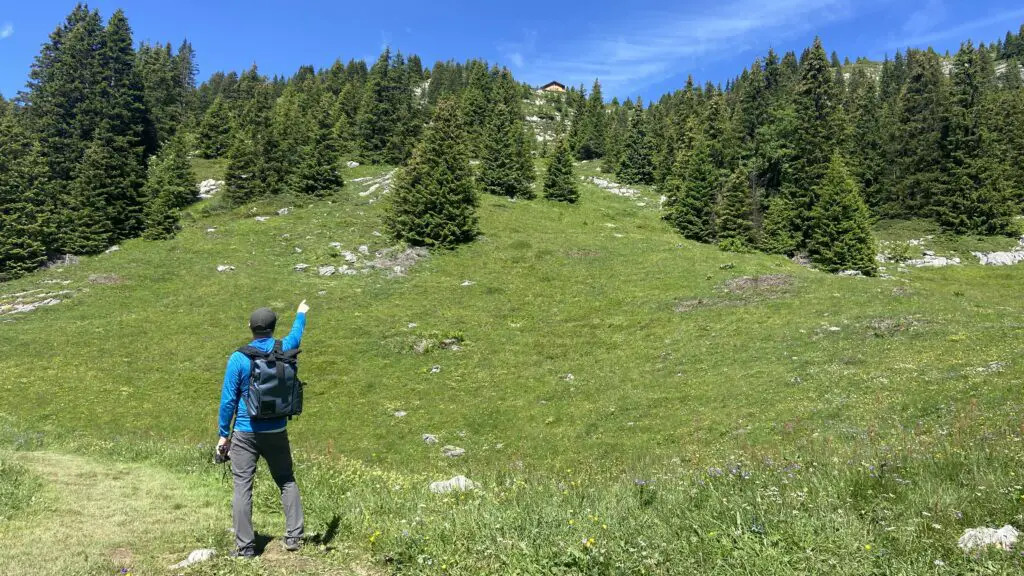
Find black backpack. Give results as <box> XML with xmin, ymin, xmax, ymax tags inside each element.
<box><xmin>237</xmin><ymin>340</ymin><xmax>303</xmax><ymax>420</ymax></box>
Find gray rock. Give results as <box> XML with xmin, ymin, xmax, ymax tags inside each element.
<box><xmin>169</xmin><ymin>548</ymin><xmax>216</xmax><ymax>570</ymax></box>
<box><xmin>442</xmin><ymin>445</ymin><xmax>465</xmax><ymax>458</ymax></box>
<box><xmin>461</xmin><ymin>280</ymin><xmax>476</xmax><ymax>286</ymax></box>
<box><xmin>278</xmin><ymin>207</ymin><xmax>290</xmax><ymax>216</ymax></box>
<box><xmin>197</xmin><ymin>179</ymin><xmax>224</xmax><ymax>199</ymax></box>
<box><xmin>346</xmin><ymin>161</ymin><xmax>360</xmax><ymax>168</ymax></box>
<box><xmin>329</xmin><ymin>242</ymin><xmax>342</xmax><ymax>249</ymax></box>
<box><xmin>358</xmin><ymin>245</ymin><xmax>370</xmax><ymax>255</ymax></box>
<box><xmin>958</xmin><ymin>525</ymin><xmax>1018</xmax><ymax>552</ymax></box>
<box><xmin>906</xmin><ymin>255</ymin><xmax>960</xmax><ymax>268</ymax></box>
<box><xmin>342</xmin><ymin>251</ymin><xmax>358</xmax><ymax>263</ymax></box>
<box><xmin>372</xmin><ymin>230</ymin><xmax>382</xmax><ymax>236</ymax></box>
<box><xmin>255</xmin><ymin>216</ymin><xmax>270</xmax><ymax>222</ymax></box>
<box><xmin>837</xmin><ymin>270</ymin><xmax>863</xmax><ymax>277</ymax></box>
<box><xmin>318</xmin><ymin>265</ymin><xmax>336</xmax><ymax>277</ymax></box>
<box><xmin>423</xmin><ymin>434</ymin><xmax>438</xmax><ymax>445</ymax></box>
<box><xmin>216</xmin><ymin>265</ymin><xmax>235</xmax><ymax>272</ymax></box>
<box><xmin>393</xmin><ymin>410</ymin><xmax>407</xmax><ymax>417</ymax></box>
<box><xmin>206</xmin><ymin>228</ymin><xmax>217</xmax><ymax>233</ymax></box>
<box><xmin>429</xmin><ymin>475</ymin><xmax>477</xmax><ymax>494</ymax></box>
<box><xmin>294</xmin><ymin>247</ymin><xmax>303</xmax><ymax>253</ymax></box>
<box><xmin>294</xmin><ymin>264</ymin><xmax>310</xmax><ymax>272</ymax></box>
<box><xmin>430</xmin><ymin>365</ymin><xmax>441</xmax><ymax>373</ymax></box>
<box><xmin>104</xmin><ymin>245</ymin><xmax>120</xmax><ymax>254</ymax></box>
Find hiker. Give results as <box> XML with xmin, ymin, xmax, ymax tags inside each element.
<box><xmin>217</xmin><ymin>300</ymin><xmax>310</xmax><ymax>557</ymax></box>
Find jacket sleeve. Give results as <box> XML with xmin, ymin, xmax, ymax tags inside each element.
<box><xmin>218</xmin><ymin>353</ymin><xmax>244</xmax><ymax>438</ymax></box>
<box><xmin>281</xmin><ymin>312</ymin><xmax>306</xmax><ymax>351</ymax></box>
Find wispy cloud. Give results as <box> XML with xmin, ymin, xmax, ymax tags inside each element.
<box><xmin>902</xmin><ymin>0</ymin><xmax>947</xmax><ymax>39</ymax></box>
<box><xmin>0</xmin><ymin>23</ymin><xmax>13</xmax><ymax>40</ymax></box>
<box><xmin>890</xmin><ymin>7</ymin><xmax>1024</xmax><ymax>49</ymax></box>
<box><xmin>511</xmin><ymin>0</ymin><xmax>856</xmax><ymax>96</ymax></box>
<box><xmin>497</xmin><ymin>29</ymin><xmax>537</xmax><ymax>70</ymax></box>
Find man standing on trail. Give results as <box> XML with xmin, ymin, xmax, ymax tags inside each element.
<box><xmin>217</xmin><ymin>300</ymin><xmax>310</xmax><ymax>558</ymax></box>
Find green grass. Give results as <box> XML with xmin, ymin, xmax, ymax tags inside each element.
<box><xmin>191</xmin><ymin>158</ymin><xmax>230</xmax><ymax>183</ymax></box>
<box><xmin>2</xmin><ymin>164</ymin><xmax>1024</xmax><ymax>573</ymax></box>
<box><xmin>875</xmin><ymin>218</ymin><xmax>1022</xmax><ymax>257</ymax></box>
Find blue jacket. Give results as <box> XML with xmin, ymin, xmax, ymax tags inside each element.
<box><xmin>218</xmin><ymin>312</ymin><xmax>306</xmax><ymax>438</ymax></box>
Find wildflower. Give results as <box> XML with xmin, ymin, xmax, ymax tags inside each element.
<box><xmin>568</xmin><ymin>519</ymin><xmax>575</xmax><ymax>526</ymax></box>
<box><xmin>864</xmin><ymin>544</ymin><xmax>872</xmax><ymax>551</ymax></box>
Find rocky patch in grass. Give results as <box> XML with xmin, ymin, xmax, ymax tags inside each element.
<box><xmin>865</xmin><ymin>316</ymin><xmax>926</xmax><ymax>338</ymax></box>
<box><xmin>412</xmin><ymin>332</ymin><xmax>464</xmax><ymax>354</ymax></box>
<box><xmin>0</xmin><ymin>289</ymin><xmax>76</xmax><ymax>316</ymax></box>
<box><xmin>973</xmin><ymin>237</ymin><xmax>1024</xmax><ymax>266</ymax></box>
<box><xmin>721</xmin><ymin>274</ymin><xmax>794</xmax><ymax>293</ymax></box>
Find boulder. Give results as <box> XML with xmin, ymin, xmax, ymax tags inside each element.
<box><xmin>318</xmin><ymin>266</ymin><xmax>336</xmax><ymax>277</ymax></box>
<box><xmin>973</xmin><ymin>251</ymin><xmax>1024</xmax><ymax>266</ymax></box>
<box><xmin>429</xmin><ymin>475</ymin><xmax>477</xmax><ymax>494</ymax></box>
<box><xmin>423</xmin><ymin>434</ymin><xmax>438</xmax><ymax>445</ymax></box>
<box><xmin>277</xmin><ymin>207</ymin><xmax>290</xmax><ymax>216</ymax></box>
<box><xmin>958</xmin><ymin>525</ymin><xmax>1018</xmax><ymax>553</ymax></box>
<box><xmin>358</xmin><ymin>245</ymin><xmax>370</xmax><ymax>255</ymax></box>
<box><xmin>346</xmin><ymin>161</ymin><xmax>360</xmax><ymax>168</ymax></box>
<box><xmin>342</xmin><ymin>251</ymin><xmax>358</xmax><ymax>263</ymax></box>
<box><xmin>255</xmin><ymin>216</ymin><xmax>270</xmax><ymax>222</ymax></box>
<box><xmin>169</xmin><ymin>548</ymin><xmax>216</xmax><ymax>570</ymax></box>
<box><xmin>294</xmin><ymin>264</ymin><xmax>310</xmax><ymax>272</ymax></box>
<box><xmin>442</xmin><ymin>445</ymin><xmax>466</xmax><ymax>458</ymax></box>
<box><xmin>197</xmin><ymin>179</ymin><xmax>224</xmax><ymax>199</ymax></box>
<box><xmin>216</xmin><ymin>265</ymin><xmax>235</xmax><ymax>272</ymax></box>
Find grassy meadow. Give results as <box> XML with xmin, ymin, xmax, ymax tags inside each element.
<box><xmin>2</xmin><ymin>161</ymin><xmax>1024</xmax><ymax>574</ymax></box>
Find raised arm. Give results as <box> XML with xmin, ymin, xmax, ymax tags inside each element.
<box><xmin>281</xmin><ymin>300</ymin><xmax>309</xmax><ymax>351</ymax></box>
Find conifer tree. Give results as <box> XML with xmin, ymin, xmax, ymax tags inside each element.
<box><xmin>357</xmin><ymin>49</ymin><xmax>395</xmax><ymax>164</ymax></box>
<box><xmin>617</xmin><ymin>99</ymin><xmax>655</xmax><ymax>185</ymax></box>
<box><xmin>62</xmin><ymin>142</ymin><xmax>118</xmax><ymax>254</ymax></box>
<box><xmin>715</xmin><ymin>168</ymin><xmax>756</xmax><ymax>249</ymax></box>
<box><xmin>0</xmin><ymin>107</ymin><xmax>50</xmax><ymax>280</ymax></box>
<box><xmin>459</xmin><ymin>61</ymin><xmax>491</xmax><ymax>158</ymax></box>
<box><xmin>788</xmin><ymin>37</ymin><xmax>845</xmax><ymax>242</ymax></box>
<box><xmin>759</xmin><ymin>195</ymin><xmax>799</xmax><ymax>255</ymax></box>
<box><xmin>808</xmin><ymin>155</ymin><xmax>877</xmax><ymax>275</ymax></box>
<box><xmin>573</xmin><ymin>79</ymin><xmax>607</xmax><ymax>160</ymax></box>
<box><xmin>662</xmin><ymin>132</ymin><xmax>717</xmax><ymax>242</ymax></box>
<box><xmin>384</xmin><ymin>98</ymin><xmax>478</xmax><ymax>247</ymax></box>
<box><xmin>543</xmin><ymin>137</ymin><xmax>579</xmax><ymax>203</ymax></box>
<box><xmin>602</xmin><ymin>99</ymin><xmax>628</xmax><ymax>173</ymax></box>
<box><xmin>197</xmin><ymin>95</ymin><xmax>231</xmax><ymax>158</ymax></box>
<box><xmin>142</xmin><ymin>134</ymin><xmax>195</xmax><ymax>240</ymax></box>
<box><xmin>480</xmin><ymin>71</ymin><xmax>534</xmax><ymax>199</ymax></box>
<box><xmin>896</xmin><ymin>48</ymin><xmax>948</xmax><ymax>217</ymax></box>
<box><xmin>290</xmin><ymin>95</ymin><xmax>345</xmax><ymax>197</ymax></box>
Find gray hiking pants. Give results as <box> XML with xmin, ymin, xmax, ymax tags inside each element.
<box><xmin>229</xmin><ymin>430</ymin><xmax>304</xmax><ymax>551</ymax></box>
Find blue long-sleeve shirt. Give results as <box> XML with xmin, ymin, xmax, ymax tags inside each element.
<box><xmin>218</xmin><ymin>312</ymin><xmax>306</xmax><ymax>438</ymax></box>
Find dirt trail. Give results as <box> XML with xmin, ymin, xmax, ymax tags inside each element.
<box><xmin>0</xmin><ymin>451</ymin><xmax>374</xmax><ymax>575</ymax></box>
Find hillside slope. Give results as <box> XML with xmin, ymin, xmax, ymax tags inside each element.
<box><xmin>2</xmin><ymin>166</ymin><xmax>1024</xmax><ymax>573</ymax></box>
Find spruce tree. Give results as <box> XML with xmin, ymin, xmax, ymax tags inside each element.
<box><xmin>196</xmin><ymin>95</ymin><xmax>231</xmax><ymax>158</ymax></box>
<box><xmin>896</xmin><ymin>48</ymin><xmax>948</xmax><ymax>217</ymax></box>
<box><xmin>62</xmin><ymin>142</ymin><xmax>118</xmax><ymax>254</ymax></box>
<box><xmin>459</xmin><ymin>61</ymin><xmax>491</xmax><ymax>158</ymax></box>
<box><xmin>617</xmin><ymin>99</ymin><xmax>655</xmax><ymax>185</ymax></box>
<box><xmin>290</xmin><ymin>96</ymin><xmax>345</xmax><ymax>197</ymax></box>
<box><xmin>788</xmin><ymin>37</ymin><xmax>845</xmax><ymax>243</ymax></box>
<box><xmin>543</xmin><ymin>137</ymin><xmax>579</xmax><ymax>203</ymax></box>
<box><xmin>384</xmin><ymin>98</ymin><xmax>478</xmax><ymax>248</ymax></box>
<box><xmin>574</xmin><ymin>79</ymin><xmax>607</xmax><ymax>160</ymax></box>
<box><xmin>142</xmin><ymin>136</ymin><xmax>196</xmax><ymax>241</ymax></box>
<box><xmin>0</xmin><ymin>107</ymin><xmax>49</xmax><ymax>280</ymax></box>
<box><xmin>356</xmin><ymin>49</ymin><xmax>395</xmax><ymax>164</ymax></box>
<box><xmin>479</xmin><ymin>71</ymin><xmax>534</xmax><ymax>199</ymax></box>
<box><xmin>759</xmin><ymin>195</ymin><xmax>799</xmax><ymax>255</ymax></box>
<box><xmin>662</xmin><ymin>133</ymin><xmax>717</xmax><ymax>242</ymax></box>
<box><xmin>602</xmin><ymin>99</ymin><xmax>628</xmax><ymax>174</ymax></box>
<box><xmin>715</xmin><ymin>168</ymin><xmax>756</xmax><ymax>250</ymax></box>
<box><xmin>808</xmin><ymin>155</ymin><xmax>877</xmax><ymax>275</ymax></box>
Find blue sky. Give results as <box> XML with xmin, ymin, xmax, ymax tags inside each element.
<box><xmin>2</xmin><ymin>1</ymin><xmax>1024</xmax><ymax>101</ymax></box>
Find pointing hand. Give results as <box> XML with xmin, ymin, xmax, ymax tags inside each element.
<box><xmin>297</xmin><ymin>299</ymin><xmax>310</xmax><ymax>314</ymax></box>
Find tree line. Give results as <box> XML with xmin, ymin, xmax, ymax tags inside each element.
<box><xmin>556</xmin><ymin>32</ymin><xmax>1024</xmax><ymax>274</ymax></box>
<box><xmin>2</xmin><ymin>4</ymin><xmax>1022</xmax><ymax>280</ymax></box>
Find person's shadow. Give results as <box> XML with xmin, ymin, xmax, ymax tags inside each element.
<box><xmin>307</xmin><ymin>515</ymin><xmax>341</xmax><ymax>549</ymax></box>
<box><xmin>252</xmin><ymin>533</ymin><xmax>274</xmax><ymax>555</ymax></box>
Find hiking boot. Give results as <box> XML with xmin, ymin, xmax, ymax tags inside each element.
<box><xmin>229</xmin><ymin>547</ymin><xmax>256</xmax><ymax>559</ymax></box>
<box><xmin>284</xmin><ymin>537</ymin><xmax>302</xmax><ymax>552</ymax></box>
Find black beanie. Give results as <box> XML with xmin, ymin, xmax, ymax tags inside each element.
<box><xmin>249</xmin><ymin>307</ymin><xmax>277</xmax><ymax>337</ymax></box>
